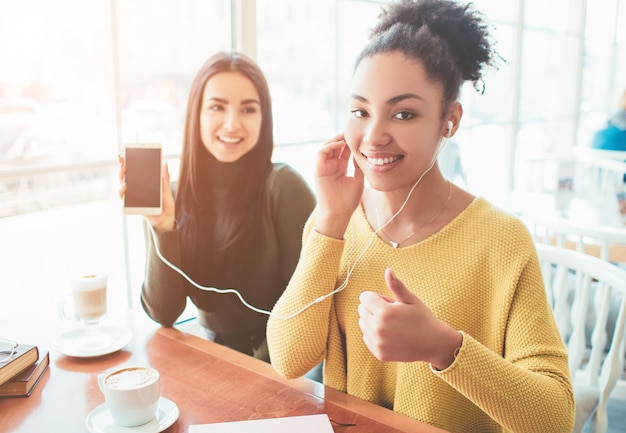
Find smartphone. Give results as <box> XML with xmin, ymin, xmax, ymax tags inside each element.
<box><xmin>123</xmin><ymin>143</ymin><xmax>162</xmax><ymax>215</ymax></box>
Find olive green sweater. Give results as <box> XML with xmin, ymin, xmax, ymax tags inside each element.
<box><xmin>268</xmin><ymin>198</ymin><xmax>575</xmax><ymax>433</ymax></box>
<box><xmin>141</xmin><ymin>163</ymin><xmax>315</xmax><ymax>356</ymax></box>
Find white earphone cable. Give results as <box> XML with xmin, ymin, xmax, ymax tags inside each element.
<box><xmin>145</xmin><ymin>132</ymin><xmax>450</xmax><ymax>320</ymax></box>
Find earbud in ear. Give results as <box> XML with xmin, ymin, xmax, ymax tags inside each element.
<box><xmin>447</xmin><ymin>120</ymin><xmax>453</xmax><ymax>136</ymax></box>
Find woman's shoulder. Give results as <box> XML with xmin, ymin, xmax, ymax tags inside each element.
<box><xmin>441</xmin><ymin>198</ymin><xmax>537</xmax><ymax>266</ymax></box>
<box><xmin>267</xmin><ymin>162</ymin><xmax>315</xmax><ymax>203</ymax></box>
<box><xmin>270</xmin><ymin>162</ymin><xmax>306</xmax><ymax>179</ymax></box>
<box><xmin>463</xmin><ymin>197</ymin><xmax>522</xmax><ymax>221</ymax></box>
<box><xmin>268</xmin><ymin>163</ymin><xmax>312</xmax><ymax>190</ymax></box>
<box><xmin>456</xmin><ymin>197</ymin><xmax>532</xmax><ymax>241</ymax></box>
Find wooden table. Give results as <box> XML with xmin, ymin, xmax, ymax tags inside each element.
<box><xmin>0</xmin><ymin>313</ymin><xmax>449</xmax><ymax>433</ymax></box>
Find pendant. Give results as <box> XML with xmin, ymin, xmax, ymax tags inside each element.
<box><xmin>390</xmin><ymin>241</ymin><xmax>399</xmax><ymax>248</ymax></box>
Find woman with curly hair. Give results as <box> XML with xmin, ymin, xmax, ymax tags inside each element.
<box><xmin>268</xmin><ymin>1</ymin><xmax>574</xmax><ymax>432</ymax></box>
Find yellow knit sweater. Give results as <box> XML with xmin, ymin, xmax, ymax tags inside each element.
<box><xmin>267</xmin><ymin>198</ymin><xmax>574</xmax><ymax>433</ymax></box>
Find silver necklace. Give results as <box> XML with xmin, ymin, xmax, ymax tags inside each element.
<box><xmin>375</xmin><ymin>181</ymin><xmax>452</xmax><ymax>248</ymax></box>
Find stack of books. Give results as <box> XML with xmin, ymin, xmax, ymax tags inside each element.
<box><xmin>0</xmin><ymin>343</ymin><xmax>49</xmax><ymax>398</ymax></box>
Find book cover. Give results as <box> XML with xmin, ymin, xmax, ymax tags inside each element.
<box><xmin>0</xmin><ymin>351</ymin><xmax>49</xmax><ymax>398</ymax></box>
<box><xmin>0</xmin><ymin>344</ymin><xmax>39</xmax><ymax>386</ymax></box>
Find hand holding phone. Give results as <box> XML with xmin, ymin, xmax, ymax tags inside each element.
<box><xmin>123</xmin><ymin>143</ymin><xmax>163</xmax><ymax>215</ymax></box>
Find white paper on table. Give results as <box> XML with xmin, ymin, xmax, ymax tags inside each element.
<box><xmin>189</xmin><ymin>413</ymin><xmax>334</xmax><ymax>433</ymax></box>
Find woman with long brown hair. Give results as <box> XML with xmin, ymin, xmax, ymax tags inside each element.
<box><xmin>120</xmin><ymin>52</ymin><xmax>315</xmax><ymax>361</ymax></box>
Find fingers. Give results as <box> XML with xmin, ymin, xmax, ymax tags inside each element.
<box><xmin>324</xmin><ymin>132</ymin><xmax>345</xmax><ymax>145</ymax></box>
<box><xmin>384</xmin><ymin>268</ymin><xmax>416</xmax><ymax>305</ymax></box>
<box><xmin>118</xmin><ymin>155</ymin><xmax>125</xmax><ymax>180</ymax></box>
<box><xmin>319</xmin><ymin>138</ymin><xmax>347</xmax><ymax>159</ymax></box>
<box><xmin>358</xmin><ymin>291</ymin><xmax>396</xmax><ymax>361</ymax></box>
<box><xmin>118</xmin><ymin>155</ymin><xmax>126</xmax><ymax>199</ymax></box>
<box><xmin>359</xmin><ymin>270</ymin><xmax>416</xmax><ymax>310</ymax></box>
<box><xmin>320</xmin><ymin>133</ymin><xmax>348</xmax><ymax>159</ymax></box>
<box><xmin>161</xmin><ymin>162</ymin><xmax>175</xmax><ymax>205</ymax></box>
<box><xmin>161</xmin><ymin>161</ymin><xmax>170</xmax><ymax>188</ymax></box>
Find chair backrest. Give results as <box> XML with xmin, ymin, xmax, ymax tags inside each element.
<box><xmin>516</xmin><ymin>151</ymin><xmax>626</xmax><ymax>222</ymax></box>
<box><xmin>572</xmin><ymin>155</ymin><xmax>626</xmax><ymax>197</ymax></box>
<box><xmin>536</xmin><ymin>243</ymin><xmax>626</xmax><ymax>433</ymax></box>
<box><xmin>574</xmin><ymin>146</ymin><xmax>626</xmax><ymax>163</ymax></box>
<box><xmin>524</xmin><ymin>214</ymin><xmax>626</xmax><ymax>263</ymax></box>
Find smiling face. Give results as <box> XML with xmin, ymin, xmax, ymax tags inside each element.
<box><xmin>200</xmin><ymin>72</ymin><xmax>262</xmax><ymax>163</ymax></box>
<box><xmin>344</xmin><ymin>52</ymin><xmax>450</xmax><ymax>192</ymax></box>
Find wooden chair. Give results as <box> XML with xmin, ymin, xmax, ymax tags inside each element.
<box><xmin>536</xmin><ymin>243</ymin><xmax>626</xmax><ymax>433</ymax></box>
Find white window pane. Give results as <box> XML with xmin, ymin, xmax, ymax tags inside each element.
<box><xmin>460</xmin><ymin>24</ymin><xmax>517</xmax><ymax>125</ymax></box>
<box><xmin>472</xmin><ymin>0</ymin><xmax>519</xmax><ymax>24</ymax></box>
<box><xmin>525</xmin><ymin>0</ymin><xmax>585</xmax><ymax>33</ymax></box>
<box><xmin>455</xmin><ymin>124</ymin><xmax>513</xmax><ymax>205</ymax></box>
<box><xmin>256</xmin><ymin>0</ymin><xmax>337</xmax><ymax>145</ymax></box>
<box><xmin>0</xmin><ymin>0</ymin><xmax>116</xmax><ymax>164</ymax></box>
<box><xmin>585</xmin><ymin>0</ymin><xmax>619</xmax><ymax>44</ymax></box>
<box><xmin>0</xmin><ymin>0</ymin><xmax>118</xmax><ymax>216</ymax></box>
<box><xmin>519</xmin><ymin>31</ymin><xmax>580</xmax><ymax>120</ymax></box>
<box><xmin>0</xmin><ymin>0</ymin><xmax>231</xmax><ymax>217</ymax></box>
<box><xmin>336</xmin><ymin>0</ymin><xmax>387</xmax><ymax>128</ymax></box>
<box><xmin>618</xmin><ymin>0</ymin><xmax>626</xmax><ymax>43</ymax></box>
<box><xmin>116</xmin><ymin>0</ymin><xmax>231</xmax><ymax>155</ymax></box>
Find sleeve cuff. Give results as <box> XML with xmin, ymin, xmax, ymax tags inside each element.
<box><xmin>430</xmin><ymin>330</ymin><xmax>465</xmax><ymax>374</ymax></box>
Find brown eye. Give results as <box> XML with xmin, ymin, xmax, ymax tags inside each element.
<box><xmin>394</xmin><ymin>110</ymin><xmax>415</xmax><ymax>120</ymax></box>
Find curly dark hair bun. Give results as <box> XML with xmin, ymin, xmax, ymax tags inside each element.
<box><xmin>359</xmin><ymin>0</ymin><xmax>501</xmax><ymax>110</ymax></box>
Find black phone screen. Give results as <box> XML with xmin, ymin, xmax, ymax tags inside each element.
<box><xmin>124</xmin><ymin>146</ymin><xmax>161</xmax><ymax>209</ymax></box>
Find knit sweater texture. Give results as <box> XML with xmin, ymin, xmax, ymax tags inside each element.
<box><xmin>267</xmin><ymin>198</ymin><xmax>575</xmax><ymax>433</ymax></box>
<box><xmin>141</xmin><ymin>163</ymin><xmax>315</xmax><ymax>352</ymax></box>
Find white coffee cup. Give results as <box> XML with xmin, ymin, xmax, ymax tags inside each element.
<box><xmin>98</xmin><ymin>366</ymin><xmax>160</xmax><ymax>427</ymax></box>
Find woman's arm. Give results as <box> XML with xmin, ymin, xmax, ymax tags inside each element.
<box><xmin>434</xmin><ymin>258</ymin><xmax>575</xmax><ymax>433</ymax></box>
<box><xmin>269</xmin><ymin>164</ymin><xmax>316</xmax><ymax>283</ymax></box>
<box><xmin>267</xmin><ymin>213</ymin><xmax>346</xmax><ymax>379</ymax></box>
<box><xmin>140</xmin><ymin>219</ymin><xmax>188</xmax><ymax>327</ymax></box>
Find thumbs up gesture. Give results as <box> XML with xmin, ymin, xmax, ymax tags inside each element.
<box><xmin>357</xmin><ymin>268</ymin><xmax>462</xmax><ymax>370</ymax></box>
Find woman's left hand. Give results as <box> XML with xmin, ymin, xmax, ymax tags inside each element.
<box><xmin>357</xmin><ymin>268</ymin><xmax>462</xmax><ymax>370</ymax></box>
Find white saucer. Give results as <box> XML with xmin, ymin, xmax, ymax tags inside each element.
<box><xmin>86</xmin><ymin>397</ymin><xmax>179</xmax><ymax>433</ymax></box>
<box><xmin>53</xmin><ymin>326</ymin><xmax>132</xmax><ymax>358</ymax></box>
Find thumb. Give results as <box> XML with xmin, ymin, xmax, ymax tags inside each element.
<box><xmin>384</xmin><ymin>268</ymin><xmax>417</xmax><ymax>305</ymax></box>
<box><xmin>161</xmin><ymin>162</ymin><xmax>170</xmax><ymax>189</ymax></box>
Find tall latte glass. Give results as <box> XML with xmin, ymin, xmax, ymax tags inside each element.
<box><xmin>59</xmin><ymin>273</ymin><xmax>109</xmax><ymax>350</ymax></box>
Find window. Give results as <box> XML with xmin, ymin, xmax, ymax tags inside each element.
<box><xmin>0</xmin><ymin>0</ymin><xmax>230</xmax><ymax>318</ymax></box>
<box><xmin>1</xmin><ymin>0</ymin><xmax>624</xmax><ymax>319</ymax></box>
<box><xmin>258</xmin><ymin>0</ymin><xmax>382</xmax><ymax>185</ymax></box>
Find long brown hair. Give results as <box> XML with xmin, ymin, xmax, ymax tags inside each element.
<box><xmin>175</xmin><ymin>52</ymin><xmax>273</xmax><ymax>280</ymax></box>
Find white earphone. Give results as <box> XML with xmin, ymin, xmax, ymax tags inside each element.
<box><xmin>145</xmin><ymin>118</ymin><xmax>460</xmax><ymax>321</ymax></box>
